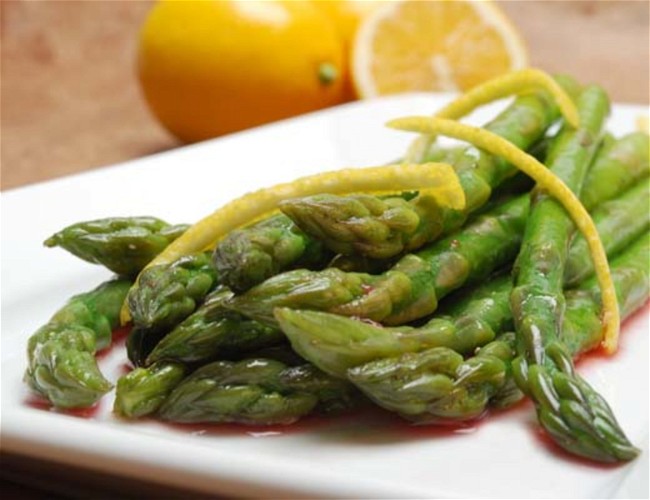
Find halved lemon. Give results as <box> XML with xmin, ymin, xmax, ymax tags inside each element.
<box><xmin>352</xmin><ymin>0</ymin><xmax>529</xmax><ymax>97</ymax></box>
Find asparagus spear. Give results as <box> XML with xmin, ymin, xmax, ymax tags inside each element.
<box><xmin>229</xmin><ymin>194</ymin><xmax>529</xmax><ymax>326</ymax></box>
<box><xmin>157</xmin><ymin>359</ymin><xmax>359</xmax><ymax>424</ymax></box>
<box><xmin>349</xmin><ymin>232</ymin><xmax>649</xmax><ymax>427</ymax></box>
<box><xmin>213</xmin><ymin>86</ymin><xmax>574</xmax><ymax>292</ymax></box>
<box><xmin>229</xmin><ymin>172</ymin><xmax>645</xmax><ymax>329</ymax></box>
<box><xmin>213</xmin><ymin>214</ymin><xmax>332</xmax><ymax>293</ymax></box>
<box><xmin>44</xmin><ymin>217</ymin><xmax>188</xmax><ymax>276</ymax></box>
<box><xmin>114</xmin><ymin>361</ymin><xmax>186</xmax><ymax>418</ymax></box>
<box><xmin>280</xmin><ymin>86</ymin><xmax>578</xmax><ymax>260</ymax></box>
<box><xmin>349</xmin><ymin>334</ymin><xmax>515</xmax><ymax>422</ymax></box>
<box><xmin>561</xmin><ymin>234</ymin><xmax>650</xmax><ymax>355</ymax></box>
<box><xmin>565</xmin><ymin>178</ymin><xmax>650</xmax><ymax>286</ymax></box>
<box><xmin>145</xmin><ymin>286</ymin><xmax>283</xmax><ymax>365</ymax></box>
<box><xmin>235</xmin><ymin>343</ymin><xmax>307</xmax><ymax>366</ymax></box>
<box><xmin>274</xmin><ymin>274</ymin><xmax>512</xmax><ymax>378</ymax></box>
<box><xmin>229</xmin><ymin>87</ymin><xmax>649</xmax><ymax>330</ymax></box>
<box><xmin>114</xmin><ymin>343</ymin><xmax>306</xmax><ymax>419</ymax></box>
<box><xmin>579</xmin><ymin>132</ymin><xmax>649</xmax><ymax>211</ymax></box>
<box><xmin>127</xmin><ymin>251</ymin><xmax>218</xmax><ymax>331</ymax></box>
<box><xmin>24</xmin><ymin>279</ymin><xmax>131</xmax><ymax>408</ymax></box>
<box><xmin>508</xmin><ymin>86</ymin><xmax>640</xmax><ymax>462</ymax></box>
<box><xmin>274</xmin><ymin>177</ymin><xmax>648</xmax><ymax>377</ymax></box>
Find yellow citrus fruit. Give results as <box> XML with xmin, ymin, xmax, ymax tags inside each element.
<box><xmin>138</xmin><ymin>0</ymin><xmax>347</xmax><ymax>142</ymax></box>
<box><xmin>352</xmin><ymin>0</ymin><xmax>529</xmax><ymax>97</ymax></box>
<box><xmin>311</xmin><ymin>0</ymin><xmax>384</xmax><ymax>100</ymax></box>
<box><xmin>312</xmin><ymin>0</ymin><xmax>383</xmax><ymax>48</ymax></box>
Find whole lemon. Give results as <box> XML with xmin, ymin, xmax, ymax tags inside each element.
<box><xmin>138</xmin><ymin>0</ymin><xmax>346</xmax><ymax>142</ymax></box>
<box><xmin>311</xmin><ymin>0</ymin><xmax>383</xmax><ymax>99</ymax></box>
<box><xmin>312</xmin><ymin>0</ymin><xmax>382</xmax><ymax>48</ymax></box>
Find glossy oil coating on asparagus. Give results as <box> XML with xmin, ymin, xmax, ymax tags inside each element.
<box><xmin>274</xmin><ymin>176</ymin><xmax>648</xmax><ymax>378</ymax></box>
<box><xmin>127</xmin><ymin>252</ymin><xmax>219</xmax><ymax>331</ymax></box>
<box><xmin>509</xmin><ymin>86</ymin><xmax>639</xmax><ymax>462</ymax></box>
<box><xmin>349</xmin><ymin>234</ymin><xmax>649</xmax><ymax>425</ymax></box>
<box><xmin>349</xmin><ymin>333</ymin><xmax>518</xmax><ymax>423</ymax></box>
<box><xmin>280</xmin><ymin>83</ymin><xmax>578</xmax><ymax>260</ymax></box>
<box><xmin>22</xmin><ymin>67</ymin><xmax>649</xmax><ymax>469</ymax></box>
<box><xmin>114</xmin><ymin>343</ymin><xmax>309</xmax><ymax>419</ymax></box>
<box><xmin>235</xmin><ymin>88</ymin><xmax>649</xmax><ymax>333</ymax></box>
<box><xmin>145</xmin><ymin>286</ymin><xmax>283</xmax><ymax>365</ymax></box>
<box><xmin>565</xmin><ymin>178</ymin><xmax>649</xmax><ymax>286</ymax></box>
<box><xmin>114</xmin><ymin>361</ymin><xmax>187</xmax><ymax>418</ymax></box>
<box><xmin>45</xmin><ymin>217</ymin><xmax>189</xmax><ymax>276</ymax></box>
<box><xmin>229</xmin><ymin>194</ymin><xmax>528</xmax><ymax>326</ymax></box>
<box><xmin>213</xmin><ymin>214</ymin><xmax>333</xmax><ymax>293</ymax></box>
<box><xmin>158</xmin><ymin>359</ymin><xmax>359</xmax><ymax>424</ymax></box>
<box><xmin>24</xmin><ymin>279</ymin><xmax>132</xmax><ymax>408</ymax></box>
<box><xmin>213</xmin><ymin>85</ymin><xmax>573</xmax><ymax>292</ymax></box>
<box><xmin>578</xmin><ymin>132</ymin><xmax>650</xmax><ymax>211</ymax></box>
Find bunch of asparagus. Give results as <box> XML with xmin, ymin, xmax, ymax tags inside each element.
<box><xmin>27</xmin><ymin>76</ymin><xmax>649</xmax><ymax>464</ymax></box>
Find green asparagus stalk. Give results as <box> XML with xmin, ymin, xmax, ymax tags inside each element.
<box><xmin>115</xmin><ymin>343</ymin><xmax>306</xmax><ymax>420</ymax></box>
<box><xmin>230</xmin><ymin>171</ymin><xmax>646</xmax><ymax>329</ymax></box>
<box><xmin>565</xmin><ymin>179</ymin><xmax>650</xmax><ymax>286</ymax></box>
<box><xmin>512</xmin><ymin>236</ymin><xmax>648</xmax><ymax>462</ymax></box>
<box><xmin>280</xmin><ymin>86</ymin><xmax>579</xmax><ymax>260</ymax></box>
<box><xmin>213</xmin><ymin>214</ymin><xmax>332</xmax><ymax>293</ymax></box>
<box><xmin>561</xmin><ymin>234</ymin><xmax>650</xmax><ymax>355</ymax></box>
<box><xmin>44</xmin><ymin>217</ymin><xmax>188</xmax><ymax>276</ymax></box>
<box><xmin>274</xmin><ymin>276</ymin><xmax>511</xmax><ymax>378</ymax></box>
<box><xmin>579</xmin><ymin>132</ymin><xmax>650</xmax><ymax>211</ymax></box>
<box><xmin>127</xmin><ymin>252</ymin><xmax>219</xmax><ymax>331</ymax></box>
<box><xmin>349</xmin><ymin>232</ymin><xmax>649</xmax><ymax>427</ymax></box>
<box><xmin>349</xmin><ymin>333</ymin><xmax>516</xmax><ymax>422</ymax></box>
<box><xmin>213</xmin><ymin>86</ymin><xmax>575</xmax><ymax>292</ymax></box>
<box><xmin>420</xmin><ymin>144</ymin><xmax>471</xmax><ymax>164</ymax></box>
<box><xmin>24</xmin><ymin>279</ymin><xmax>132</xmax><ymax>408</ymax></box>
<box><xmin>327</xmin><ymin>253</ymin><xmax>397</xmax><ymax>274</ymax></box>
<box><xmin>232</xmin><ymin>85</ymin><xmax>650</xmax><ymax>330</ymax></box>
<box><xmin>273</xmin><ymin>177</ymin><xmax>648</xmax><ymax>378</ymax></box>
<box><xmin>235</xmin><ymin>343</ymin><xmax>307</xmax><ymax>366</ymax></box>
<box><xmin>509</xmin><ymin>86</ymin><xmax>640</xmax><ymax>462</ymax></box>
<box><xmin>145</xmin><ymin>286</ymin><xmax>283</xmax><ymax>365</ymax></box>
<box><xmin>228</xmin><ymin>194</ymin><xmax>529</xmax><ymax>326</ymax></box>
<box><xmin>114</xmin><ymin>361</ymin><xmax>186</xmax><ymax>418</ymax></box>
<box><xmin>157</xmin><ymin>359</ymin><xmax>359</xmax><ymax>424</ymax></box>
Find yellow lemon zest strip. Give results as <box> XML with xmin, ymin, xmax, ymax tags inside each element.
<box><xmin>390</xmin><ymin>116</ymin><xmax>619</xmax><ymax>353</ymax></box>
<box><xmin>406</xmin><ymin>68</ymin><xmax>580</xmax><ymax>162</ymax></box>
<box><xmin>120</xmin><ymin>162</ymin><xmax>465</xmax><ymax>324</ymax></box>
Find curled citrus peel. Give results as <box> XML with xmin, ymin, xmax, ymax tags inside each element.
<box><xmin>389</xmin><ymin>116</ymin><xmax>620</xmax><ymax>354</ymax></box>
<box><xmin>406</xmin><ymin>68</ymin><xmax>580</xmax><ymax>162</ymax></box>
<box><xmin>120</xmin><ymin>162</ymin><xmax>465</xmax><ymax>324</ymax></box>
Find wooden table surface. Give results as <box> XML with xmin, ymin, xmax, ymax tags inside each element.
<box><xmin>1</xmin><ymin>0</ymin><xmax>648</xmax><ymax>191</ymax></box>
<box><xmin>1</xmin><ymin>1</ymin><xmax>648</xmax><ymax>498</ymax></box>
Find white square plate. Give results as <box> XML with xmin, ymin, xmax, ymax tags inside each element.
<box><xmin>2</xmin><ymin>94</ymin><xmax>648</xmax><ymax>498</ymax></box>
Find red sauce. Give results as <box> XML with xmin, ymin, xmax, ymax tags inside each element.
<box><xmin>160</xmin><ymin>402</ymin><xmax>528</xmax><ymax>441</ymax></box>
<box><xmin>161</xmin><ymin>412</ymin><xmax>348</xmax><ymax>437</ymax></box>
<box><xmin>117</xmin><ymin>362</ymin><xmax>133</xmax><ymax>376</ymax></box>
<box><xmin>24</xmin><ymin>394</ymin><xmax>103</xmax><ymax>419</ymax></box>
<box><xmin>111</xmin><ymin>324</ymin><xmax>132</xmax><ymax>344</ymax></box>
<box><xmin>25</xmin><ymin>302</ymin><xmax>648</xmax><ymax>462</ymax></box>
<box><xmin>576</xmin><ymin>301</ymin><xmax>649</xmax><ymax>370</ymax></box>
<box><xmin>96</xmin><ymin>324</ymin><xmax>132</xmax><ymax>360</ymax></box>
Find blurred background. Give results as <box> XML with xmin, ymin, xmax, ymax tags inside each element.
<box><xmin>2</xmin><ymin>0</ymin><xmax>649</xmax><ymax>191</ymax></box>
